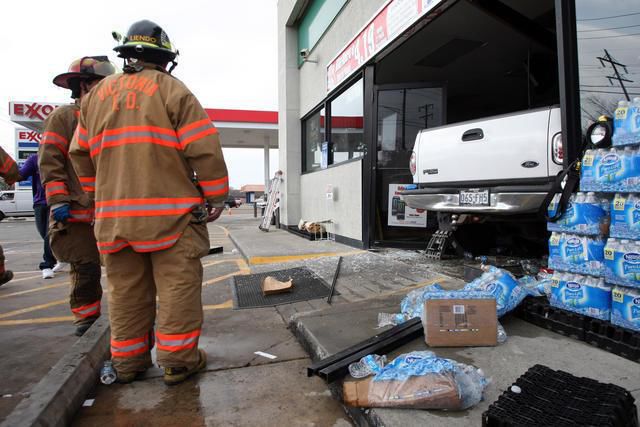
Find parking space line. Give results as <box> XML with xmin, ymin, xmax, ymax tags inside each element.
<box><xmin>0</xmin><ymin>316</ymin><xmax>74</xmax><ymax>326</ymax></box>
<box><xmin>0</xmin><ymin>282</ymin><xmax>68</xmax><ymax>299</ymax></box>
<box><xmin>203</xmin><ymin>271</ymin><xmax>249</xmax><ymax>287</ymax></box>
<box><xmin>5</xmin><ymin>273</ymin><xmax>45</xmax><ymax>284</ymax></box>
<box><xmin>201</xmin><ymin>258</ymin><xmax>241</xmax><ymax>268</ymax></box>
<box><xmin>0</xmin><ymin>299</ymin><xmax>67</xmax><ymax>319</ymax></box>
<box><xmin>248</xmin><ymin>250</ymin><xmax>364</xmax><ymax>265</ymax></box>
<box><xmin>202</xmin><ymin>299</ymin><xmax>233</xmax><ymax>311</ymax></box>
<box><xmin>213</xmin><ymin>225</ymin><xmax>230</xmax><ymax>237</ymax></box>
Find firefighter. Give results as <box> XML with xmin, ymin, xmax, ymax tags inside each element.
<box><xmin>69</xmin><ymin>20</ymin><xmax>228</xmax><ymax>385</ymax></box>
<box><xmin>0</xmin><ymin>147</ymin><xmax>20</xmax><ymax>287</ymax></box>
<box><xmin>39</xmin><ymin>57</ymin><xmax>117</xmax><ymax>336</ymax></box>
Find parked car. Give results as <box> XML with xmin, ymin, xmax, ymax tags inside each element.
<box><xmin>0</xmin><ymin>190</ymin><xmax>34</xmax><ymax>220</ymax></box>
<box><xmin>401</xmin><ymin>106</ymin><xmax>562</xmax><ymax>217</ymax></box>
<box><xmin>224</xmin><ymin>197</ymin><xmax>238</xmax><ymax>209</ymax></box>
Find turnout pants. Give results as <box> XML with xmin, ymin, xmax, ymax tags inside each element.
<box><xmin>49</xmin><ymin>221</ymin><xmax>102</xmax><ymax>325</ymax></box>
<box><xmin>103</xmin><ymin>223</ymin><xmax>209</xmax><ymax>374</ymax></box>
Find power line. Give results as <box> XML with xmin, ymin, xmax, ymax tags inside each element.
<box><xmin>581</xmin><ymin>84</ymin><xmax>640</xmax><ymax>88</ymax></box>
<box><xmin>580</xmin><ymin>89</ymin><xmax>640</xmax><ymax>95</ymax></box>
<box><xmin>578</xmin><ymin>24</ymin><xmax>640</xmax><ymax>33</ymax></box>
<box><xmin>577</xmin><ymin>11</ymin><xmax>640</xmax><ymax>21</ymax></box>
<box><xmin>579</xmin><ymin>31</ymin><xmax>640</xmax><ymax>40</ymax></box>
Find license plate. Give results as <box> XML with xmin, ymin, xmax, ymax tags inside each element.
<box><xmin>459</xmin><ymin>189</ymin><xmax>490</xmax><ymax>206</ymax></box>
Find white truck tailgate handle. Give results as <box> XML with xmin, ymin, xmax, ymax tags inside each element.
<box><xmin>462</xmin><ymin>128</ymin><xmax>484</xmax><ymax>142</ymax></box>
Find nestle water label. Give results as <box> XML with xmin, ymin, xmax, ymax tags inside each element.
<box><xmin>613</xmin><ymin>100</ymin><xmax>631</xmax><ymax>146</ymax></box>
<box><xmin>548</xmin><ymin>233</ymin><xmax>605</xmax><ymax>276</ymax></box>
<box><xmin>580</xmin><ymin>149</ymin><xmax>598</xmax><ymax>191</ymax></box>
<box><xmin>549</xmin><ymin>273</ymin><xmax>611</xmax><ymax>320</ymax></box>
<box><xmin>611</xmin><ymin>286</ymin><xmax>640</xmax><ymax>331</ymax></box>
<box><xmin>610</xmin><ymin>194</ymin><xmax>640</xmax><ymax>239</ymax></box>
<box><xmin>603</xmin><ymin>239</ymin><xmax>640</xmax><ymax>288</ymax></box>
<box><xmin>547</xmin><ymin>192</ymin><xmax>607</xmax><ymax>235</ymax></box>
<box><xmin>582</xmin><ymin>147</ymin><xmax>639</xmax><ymax>192</ymax></box>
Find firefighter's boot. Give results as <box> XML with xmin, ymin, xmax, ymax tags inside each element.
<box><xmin>117</xmin><ymin>352</ymin><xmax>154</xmax><ymax>384</ymax></box>
<box><xmin>163</xmin><ymin>349</ymin><xmax>207</xmax><ymax>386</ymax></box>
<box><xmin>0</xmin><ymin>270</ymin><xmax>13</xmax><ymax>287</ymax></box>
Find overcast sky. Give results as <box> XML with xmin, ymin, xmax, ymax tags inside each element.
<box><xmin>0</xmin><ymin>0</ymin><xmax>278</xmax><ymax>189</ymax></box>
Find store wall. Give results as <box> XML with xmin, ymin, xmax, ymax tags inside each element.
<box><xmin>300</xmin><ymin>160</ymin><xmax>362</xmax><ymax>242</ymax></box>
<box><xmin>298</xmin><ymin>0</ymin><xmax>384</xmax><ymax>115</ymax></box>
<box><xmin>279</xmin><ymin>0</ymin><xmax>383</xmax><ymax>242</ymax></box>
<box><xmin>278</xmin><ymin>0</ymin><xmax>303</xmax><ymax>227</ymax></box>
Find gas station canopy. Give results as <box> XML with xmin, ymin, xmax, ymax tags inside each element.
<box><xmin>8</xmin><ymin>101</ymin><xmax>278</xmax><ymax>149</ymax></box>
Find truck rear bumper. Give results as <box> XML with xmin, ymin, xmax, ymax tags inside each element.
<box><xmin>400</xmin><ymin>185</ymin><xmax>552</xmax><ymax>214</ymax></box>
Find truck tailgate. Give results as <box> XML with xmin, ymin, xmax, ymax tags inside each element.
<box><xmin>416</xmin><ymin>107</ymin><xmax>552</xmax><ymax>184</ymax></box>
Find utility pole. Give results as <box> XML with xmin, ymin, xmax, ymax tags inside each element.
<box><xmin>598</xmin><ymin>49</ymin><xmax>632</xmax><ymax>101</ymax></box>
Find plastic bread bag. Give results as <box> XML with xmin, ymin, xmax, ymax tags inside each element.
<box><xmin>343</xmin><ymin>351</ymin><xmax>489</xmax><ymax>410</ymax></box>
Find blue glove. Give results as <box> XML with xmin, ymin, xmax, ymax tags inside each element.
<box><xmin>52</xmin><ymin>204</ymin><xmax>72</xmax><ymax>223</ymax></box>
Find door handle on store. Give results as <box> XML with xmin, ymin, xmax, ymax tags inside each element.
<box><xmin>462</xmin><ymin>128</ymin><xmax>484</xmax><ymax>142</ymax></box>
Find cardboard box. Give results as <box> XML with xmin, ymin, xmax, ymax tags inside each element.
<box><xmin>423</xmin><ymin>298</ymin><xmax>497</xmax><ymax>347</ymax></box>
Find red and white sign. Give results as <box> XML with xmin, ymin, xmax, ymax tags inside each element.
<box><xmin>327</xmin><ymin>0</ymin><xmax>443</xmax><ymax>92</ymax></box>
<box><xmin>9</xmin><ymin>101</ymin><xmax>64</xmax><ymax>122</ymax></box>
<box><xmin>16</xmin><ymin>129</ymin><xmax>42</xmax><ymax>144</ymax></box>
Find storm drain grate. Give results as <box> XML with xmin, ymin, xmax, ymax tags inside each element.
<box><xmin>232</xmin><ymin>267</ymin><xmax>337</xmax><ymax>309</ymax></box>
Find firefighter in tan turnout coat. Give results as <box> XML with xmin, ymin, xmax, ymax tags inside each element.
<box><xmin>39</xmin><ymin>57</ymin><xmax>116</xmax><ymax>336</ymax></box>
<box><xmin>0</xmin><ymin>147</ymin><xmax>20</xmax><ymax>287</ymax></box>
<box><xmin>69</xmin><ymin>20</ymin><xmax>228</xmax><ymax>385</ymax></box>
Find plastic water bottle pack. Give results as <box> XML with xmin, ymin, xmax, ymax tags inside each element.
<box><xmin>610</xmin><ymin>286</ymin><xmax>640</xmax><ymax>331</ymax></box>
<box><xmin>547</xmin><ymin>272</ymin><xmax>612</xmax><ymax>321</ymax></box>
<box><xmin>547</xmin><ymin>192</ymin><xmax>610</xmax><ymax>235</ymax></box>
<box><xmin>603</xmin><ymin>238</ymin><xmax>640</xmax><ymax>288</ymax></box>
<box><xmin>612</xmin><ymin>98</ymin><xmax>640</xmax><ymax>147</ymax></box>
<box><xmin>548</xmin><ymin>232</ymin><xmax>605</xmax><ymax>276</ymax></box>
<box><xmin>580</xmin><ymin>147</ymin><xmax>640</xmax><ymax>192</ymax></box>
<box><xmin>609</xmin><ymin>193</ymin><xmax>640</xmax><ymax>239</ymax></box>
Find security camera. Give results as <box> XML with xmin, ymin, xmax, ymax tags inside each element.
<box><xmin>299</xmin><ymin>48</ymin><xmax>317</xmax><ymax>63</ymax></box>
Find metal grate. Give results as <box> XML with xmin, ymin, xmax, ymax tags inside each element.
<box><xmin>231</xmin><ymin>267</ymin><xmax>337</xmax><ymax>309</ymax></box>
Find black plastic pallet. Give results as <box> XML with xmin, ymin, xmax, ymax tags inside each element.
<box><xmin>516</xmin><ymin>296</ymin><xmax>585</xmax><ymax>340</ymax></box>
<box><xmin>584</xmin><ymin>317</ymin><xmax>640</xmax><ymax>362</ymax></box>
<box><xmin>483</xmin><ymin>364</ymin><xmax>638</xmax><ymax>427</ymax></box>
<box><xmin>516</xmin><ymin>297</ymin><xmax>640</xmax><ymax>362</ymax></box>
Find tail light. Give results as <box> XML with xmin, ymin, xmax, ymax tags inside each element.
<box><xmin>552</xmin><ymin>132</ymin><xmax>563</xmax><ymax>165</ymax></box>
<box><xmin>409</xmin><ymin>151</ymin><xmax>417</xmax><ymax>175</ymax></box>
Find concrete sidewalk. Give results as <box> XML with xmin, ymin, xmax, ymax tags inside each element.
<box><xmin>290</xmin><ymin>295</ymin><xmax>640</xmax><ymax>426</ymax></box>
<box><xmin>72</xmin><ymin>215</ymin><xmax>460</xmax><ymax>425</ymax></box>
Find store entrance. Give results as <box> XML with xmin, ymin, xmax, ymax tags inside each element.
<box><xmin>372</xmin><ymin>84</ymin><xmax>445</xmax><ymax>246</ymax></box>
<box><xmin>365</xmin><ymin>0</ymin><xmax>557</xmax><ymax>250</ymax></box>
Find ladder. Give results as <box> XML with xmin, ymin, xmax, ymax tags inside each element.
<box><xmin>259</xmin><ymin>171</ymin><xmax>283</xmax><ymax>232</ymax></box>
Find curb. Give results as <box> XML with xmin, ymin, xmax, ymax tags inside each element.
<box><xmin>288</xmin><ymin>313</ymin><xmax>377</xmax><ymax>427</ymax></box>
<box><xmin>1</xmin><ymin>318</ymin><xmax>110</xmax><ymax>427</ymax></box>
<box><xmin>227</xmin><ymin>229</ymin><xmax>252</xmax><ymax>264</ymax></box>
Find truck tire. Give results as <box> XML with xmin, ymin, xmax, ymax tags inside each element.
<box><xmin>0</xmin><ymin>211</ymin><xmax>5</xmax><ymax>222</ymax></box>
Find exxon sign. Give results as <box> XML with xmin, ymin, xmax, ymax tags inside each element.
<box><xmin>9</xmin><ymin>101</ymin><xmax>64</xmax><ymax>122</ymax></box>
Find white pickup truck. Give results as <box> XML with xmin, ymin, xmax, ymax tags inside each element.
<box><xmin>401</xmin><ymin>106</ymin><xmax>563</xmax><ymax>219</ymax></box>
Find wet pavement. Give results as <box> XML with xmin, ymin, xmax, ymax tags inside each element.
<box><xmin>72</xmin><ymin>209</ymin><xmax>356</xmax><ymax>426</ymax></box>
<box><xmin>0</xmin><ymin>217</ymin><xmax>79</xmax><ymax>419</ymax></box>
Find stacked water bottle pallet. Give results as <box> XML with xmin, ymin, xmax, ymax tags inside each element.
<box><xmin>546</xmin><ymin>99</ymin><xmax>640</xmax><ymax>334</ymax></box>
<box><xmin>547</xmin><ymin>192</ymin><xmax>612</xmax><ymax>322</ymax></box>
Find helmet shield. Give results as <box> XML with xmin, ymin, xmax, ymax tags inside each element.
<box><xmin>113</xmin><ymin>20</ymin><xmax>177</xmax><ymax>62</ymax></box>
